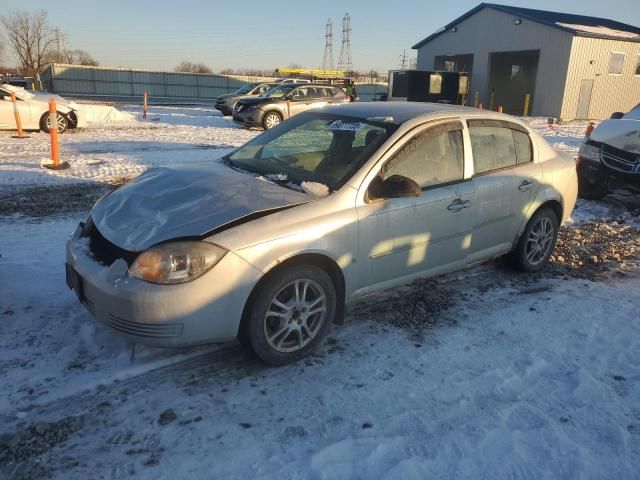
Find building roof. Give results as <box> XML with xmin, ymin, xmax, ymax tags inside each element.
<box><xmin>412</xmin><ymin>3</ymin><xmax>640</xmax><ymax>49</ymax></box>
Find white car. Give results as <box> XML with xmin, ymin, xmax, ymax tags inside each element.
<box><xmin>66</xmin><ymin>103</ymin><xmax>577</xmax><ymax>365</ymax></box>
<box><xmin>577</xmin><ymin>104</ymin><xmax>640</xmax><ymax>199</ymax></box>
<box><xmin>0</xmin><ymin>84</ymin><xmax>85</xmax><ymax>133</ymax></box>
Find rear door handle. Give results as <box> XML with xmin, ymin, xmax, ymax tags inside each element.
<box><xmin>447</xmin><ymin>199</ymin><xmax>472</xmax><ymax>212</ymax></box>
<box><xmin>518</xmin><ymin>180</ymin><xmax>534</xmax><ymax>192</ymax></box>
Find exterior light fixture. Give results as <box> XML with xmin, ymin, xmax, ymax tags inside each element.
<box><xmin>514</xmin><ymin>18</ymin><xmax>522</xmax><ymax>25</ymax></box>
<box><xmin>451</xmin><ymin>27</ymin><xmax>458</xmax><ymax>32</ymax></box>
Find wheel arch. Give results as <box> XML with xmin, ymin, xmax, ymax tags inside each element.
<box><xmin>262</xmin><ymin>109</ymin><xmax>283</xmax><ymax>123</ymax></box>
<box><xmin>39</xmin><ymin>110</ymin><xmax>70</xmax><ymax>132</ymax></box>
<box><xmin>239</xmin><ymin>252</ymin><xmax>346</xmax><ymax>339</ymax></box>
<box><xmin>514</xmin><ymin>198</ymin><xmax>563</xmax><ymax>247</ymax></box>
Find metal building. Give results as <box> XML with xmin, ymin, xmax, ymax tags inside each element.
<box><xmin>412</xmin><ymin>3</ymin><xmax>640</xmax><ymax>120</ymax></box>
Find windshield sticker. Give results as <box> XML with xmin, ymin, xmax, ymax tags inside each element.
<box><xmin>327</xmin><ymin>120</ymin><xmax>364</xmax><ymax>131</ymax></box>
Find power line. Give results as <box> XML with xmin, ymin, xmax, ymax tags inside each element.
<box><xmin>337</xmin><ymin>13</ymin><xmax>352</xmax><ymax>74</ymax></box>
<box><xmin>321</xmin><ymin>18</ymin><xmax>334</xmax><ymax>71</ymax></box>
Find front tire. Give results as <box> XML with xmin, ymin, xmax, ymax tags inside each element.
<box><xmin>511</xmin><ymin>207</ymin><xmax>559</xmax><ymax>272</ymax></box>
<box><xmin>245</xmin><ymin>264</ymin><xmax>336</xmax><ymax>366</ymax></box>
<box><xmin>40</xmin><ymin>112</ymin><xmax>69</xmax><ymax>134</ymax></box>
<box><xmin>262</xmin><ymin>111</ymin><xmax>282</xmax><ymax>130</ymax></box>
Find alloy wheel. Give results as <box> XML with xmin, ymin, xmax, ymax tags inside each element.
<box><xmin>264</xmin><ymin>113</ymin><xmax>280</xmax><ymax>129</ymax></box>
<box><xmin>525</xmin><ymin>216</ymin><xmax>555</xmax><ymax>266</ymax></box>
<box><xmin>46</xmin><ymin>113</ymin><xmax>67</xmax><ymax>133</ymax></box>
<box><xmin>263</xmin><ymin>279</ymin><xmax>327</xmax><ymax>353</ymax></box>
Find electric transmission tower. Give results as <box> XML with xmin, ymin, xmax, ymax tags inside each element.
<box><xmin>338</xmin><ymin>13</ymin><xmax>352</xmax><ymax>74</ymax></box>
<box><xmin>321</xmin><ymin>19</ymin><xmax>334</xmax><ymax>71</ymax></box>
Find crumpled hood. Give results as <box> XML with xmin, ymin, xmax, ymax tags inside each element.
<box><xmin>591</xmin><ymin>119</ymin><xmax>640</xmax><ymax>154</ymax></box>
<box><xmin>91</xmin><ymin>163</ymin><xmax>309</xmax><ymax>251</ymax></box>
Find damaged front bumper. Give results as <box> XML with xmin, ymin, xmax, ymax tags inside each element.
<box><xmin>232</xmin><ymin>108</ymin><xmax>264</xmax><ymax>128</ymax></box>
<box><xmin>65</xmin><ymin>223</ymin><xmax>262</xmax><ymax>347</ymax></box>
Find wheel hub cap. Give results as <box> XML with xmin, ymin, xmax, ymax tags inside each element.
<box><xmin>525</xmin><ymin>217</ymin><xmax>554</xmax><ymax>266</ymax></box>
<box><xmin>263</xmin><ymin>279</ymin><xmax>327</xmax><ymax>353</ymax></box>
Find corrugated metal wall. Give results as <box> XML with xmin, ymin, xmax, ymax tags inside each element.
<box><xmin>43</xmin><ymin>64</ymin><xmax>280</xmax><ymax>101</ymax></box>
<box><xmin>561</xmin><ymin>37</ymin><xmax>640</xmax><ymax>120</ymax></box>
<box><xmin>415</xmin><ymin>7</ymin><xmax>574</xmax><ymax>117</ymax></box>
<box><xmin>42</xmin><ymin>64</ymin><xmax>387</xmax><ymax>102</ymax></box>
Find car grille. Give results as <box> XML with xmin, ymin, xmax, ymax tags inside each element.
<box><xmin>601</xmin><ymin>144</ymin><xmax>640</xmax><ymax>174</ymax></box>
<box><xmin>104</xmin><ymin>314</ymin><xmax>184</xmax><ymax>339</ymax></box>
<box><xmin>82</xmin><ymin>216</ymin><xmax>138</xmax><ymax>266</ymax></box>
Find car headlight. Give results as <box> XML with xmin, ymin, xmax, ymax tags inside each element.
<box><xmin>128</xmin><ymin>241</ymin><xmax>227</xmax><ymax>284</ymax></box>
<box><xmin>578</xmin><ymin>143</ymin><xmax>601</xmax><ymax>162</ymax></box>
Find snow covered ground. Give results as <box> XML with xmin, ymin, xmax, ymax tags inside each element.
<box><xmin>1</xmin><ymin>107</ymin><xmax>639</xmax><ymax>479</ymax></box>
<box><xmin>0</xmin><ymin>105</ymin><xmax>256</xmax><ymax>188</ymax></box>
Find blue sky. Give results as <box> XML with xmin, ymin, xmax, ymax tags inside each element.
<box><xmin>1</xmin><ymin>0</ymin><xmax>639</xmax><ymax>73</ymax></box>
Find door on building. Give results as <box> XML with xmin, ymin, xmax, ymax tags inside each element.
<box><xmin>488</xmin><ymin>50</ymin><xmax>540</xmax><ymax>115</ymax></box>
<box><xmin>576</xmin><ymin>79</ymin><xmax>594</xmax><ymax>119</ymax></box>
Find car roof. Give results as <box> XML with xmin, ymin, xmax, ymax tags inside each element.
<box><xmin>319</xmin><ymin>101</ymin><xmax>512</xmax><ymax>125</ymax></box>
<box><xmin>282</xmin><ymin>83</ymin><xmax>339</xmax><ymax>88</ymax></box>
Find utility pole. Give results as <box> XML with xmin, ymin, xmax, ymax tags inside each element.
<box><xmin>399</xmin><ymin>50</ymin><xmax>408</xmax><ymax>70</ymax></box>
<box><xmin>337</xmin><ymin>13</ymin><xmax>353</xmax><ymax>75</ymax></box>
<box><xmin>321</xmin><ymin>19</ymin><xmax>334</xmax><ymax>71</ymax></box>
<box><xmin>53</xmin><ymin>28</ymin><xmax>68</xmax><ymax>63</ymax></box>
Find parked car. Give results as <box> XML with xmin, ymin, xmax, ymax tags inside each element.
<box><xmin>276</xmin><ymin>78</ymin><xmax>312</xmax><ymax>84</ymax></box>
<box><xmin>0</xmin><ymin>83</ymin><xmax>85</xmax><ymax>133</ymax></box>
<box><xmin>66</xmin><ymin>102</ymin><xmax>577</xmax><ymax>365</ymax></box>
<box><xmin>577</xmin><ymin>104</ymin><xmax>640</xmax><ymax>199</ymax></box>
<box><xmin>232</xmin><ymin>83</ymin><xmax>350</xmax><ymax>130</ymax></box>
<box><xmin>214</xmin><ymin>82</ymin><xmax>279</xmax><ymax>116</ymax></box>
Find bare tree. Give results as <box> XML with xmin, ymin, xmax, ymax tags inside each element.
<box><xmin>1</xmin><ymin>10</ymin><xmax>55</xmax><ymax>76</ymax></box>
<box><xmin>68</xmin><ymin>49</ymin><xmax>98</xmax><ymax>66</ymax></box>
<box><xmin>174</xmin><ymin>61</ymin><xmax>212</xmax><ymax>74</ymax></box>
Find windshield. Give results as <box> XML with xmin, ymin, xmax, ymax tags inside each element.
<box><xmin>0</xmin><ymin>83</ymin><xmax>33</xmax><ymax>99</ymax></box>
<box><xmin>264</xmin><ymin>85</ymin><xmax>295</xmax><ymax>98</ymax></box>
<box><xmin>624</xmin><ymin>104</ymin><xmax>640</xmax><ymax>120</ymax></box>
<box><xmin>234</xmin><ymin>83</ymin><xmax>259</xmax><ymax>95</ymax></box>
<box><xmin>225</xmin><ymin>112</ymin><xmax>396</xmax><ymax>191</ymax></box>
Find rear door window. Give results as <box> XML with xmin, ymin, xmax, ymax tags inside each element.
<box><xmin>468</xmin><ymin>120</ymin><xmax>532</xmax><ymax>174</ymax></box>
<box><xmin>513</xmin><ymin>130</ymin><xmax>532</xmax><ymax>164</ymax></box>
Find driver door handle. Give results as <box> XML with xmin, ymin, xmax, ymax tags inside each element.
<box><xmin>447</xmin><ymin>199</ymin><xmax>472</xmax><ymax>212</ymax></box>
<box><xmin>518</xmin><ymin>180</ymin><xmax>534</xmax><ymax>192</ymax></box>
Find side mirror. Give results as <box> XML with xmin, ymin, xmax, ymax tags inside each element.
<box><xmin>610</xmin><ymin>112</ymin><xmax>624</xmax><ymax>119</ymax></box>
<box><xmin>369</xmin><ymin>175</ymin><xmax>421</xmax><ymax>200</ymax></box>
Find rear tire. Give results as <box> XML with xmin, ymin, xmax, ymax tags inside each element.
<box><xmin>577</xmin><ymin>161</ymin><xmax>608</xmax><ymax>200</ymax></box>
<box><xmin>40</xmin><ymin>112</ymin><xmax>69</xmax><ymax>134</ymax></box>
<box><xmin>510</xmin><ymin>207</ymin><xmax>559</xmax><ymax>273</ymax></box>
<box><xmin>244</xmin><ymin>264</ymin><xmax>336</xmax><ymax>366</ymax></box>
<box><xmin>262</xmin><ymin>111</ymin><xmax>282</xmax><ymax>130</ymax></box>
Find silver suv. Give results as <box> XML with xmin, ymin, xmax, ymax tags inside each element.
<box><xmin>215</xmin><ymin>82</ymin><xmax>279</xmax><ymax>116</ymax></box>
<box><xmin>232</xmin><ymin>83</ymin><xmax>350</xmax><ymax>129</ymax></box>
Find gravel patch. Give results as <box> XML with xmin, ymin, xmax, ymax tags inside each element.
<box><xmin>0</xmin><ymin>177</ymin><xmax>131</xmax><ymax>218</ymax></box>
<box><xmin>0</xmin><ymin>416</ymin><xmax>84</xmax><ymax>471</ymax></box>
<box><xmin>550</xmin><ymin>219</ymin><xmax>640</xmax><ymax>279</ymax></box>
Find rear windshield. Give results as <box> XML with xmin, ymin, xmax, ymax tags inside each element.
<box><xmin>235</xmin><ymin>83</ymin><xmax>258</xmax><ymax>94</ymax></box>
<box><xmin>225</xmin><ymin>112</ymin><xmax>396</xmax><ymax>191</ymax></box>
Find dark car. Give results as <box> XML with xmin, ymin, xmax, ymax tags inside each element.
<box><xmin>577</xmin><ymin>104</ymin><xmax>640</xmax><ymax>199</ymax></box>
<box><xmin>215</xmin><ymin>82</ymin><xmax>279</xmax><ymax>116</ymax></box>
<box><xmin>232</xmin><ymin>83</ymin><xmax>350</xmax><ymax>129</ymax></box>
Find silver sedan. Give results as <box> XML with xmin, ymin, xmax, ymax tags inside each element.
<box><xmin>66</xmin><ymin>102</ymin><xmax>577</xmax><ymax>365</ymax></box>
